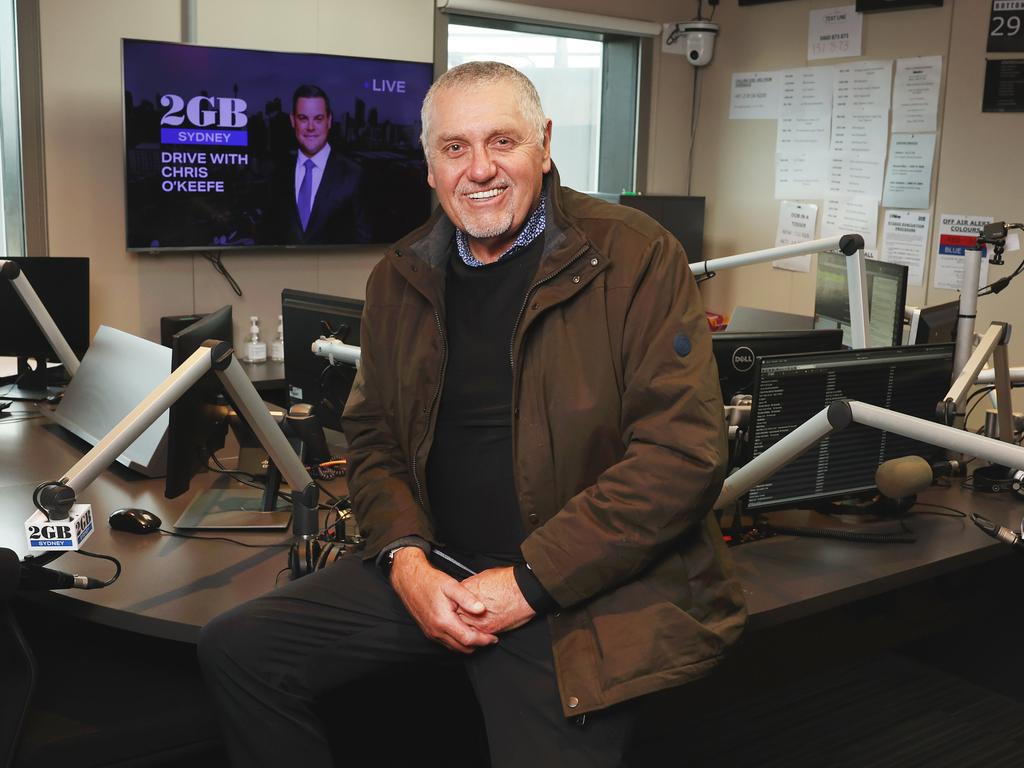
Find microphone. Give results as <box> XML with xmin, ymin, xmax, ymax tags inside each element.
<box><xmin>0</xmin><ymin>547</ymin><xmax>105</xmax><ymax>592</ymax></box>
<box><xmin>874</xmin><ymin>456</ymin><xmax>962</xmax><ymax>500</ymax></box>
<box><xmin>971</xmin><ymin>513</ymin><xmax>1024</xmax><ymax>551</ymax></box>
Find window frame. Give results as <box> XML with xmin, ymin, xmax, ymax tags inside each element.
<box><xmin>436</xmin><ymin>9</ymin><xmax>651</xmax><ymax>196</ymax></box>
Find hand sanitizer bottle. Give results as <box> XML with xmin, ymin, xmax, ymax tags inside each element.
<box><xmin>244</xmin><ymin>316</ymin><xmax>267</xmax><ymax>363</ymax></box>
<box><xmin>271</xmin><ymin>315</ymin><xmax>285</xmax><ymax>362</ymax></box>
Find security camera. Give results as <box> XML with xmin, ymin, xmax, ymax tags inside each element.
<box><xmin>680</xmin><ymin>20</ymin><xmax>719</xmax><ymax>67</ymax></box>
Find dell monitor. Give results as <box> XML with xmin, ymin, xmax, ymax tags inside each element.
<box><xmin>165</xmin><ymin>305</ymin><xmax>291</xmax><ymax>530</ymax></box>
<box><xmin>282</xmin><ymin>288</ymin><xmax>363</xmax><ymax>434</ymax></box>
<box><xmin>712</xmin><ymin>329</ymin><xmax>844</xmax><ymax>403</ymax></box>
<box><xmin>814</xmin><ymin>253</ymin><xmax>909</xmax><ymax>348</ymax></box>
<box><xmin>618</xmin><ymin>195</ymin><xmax>705</xmax><ymax>263</ymax></box>
<box><xmin>0</xmin><ymin>257</ymin><xmax>89</xmax><ymax>400</ymax></box>
<box><xmin>744</xmin><ymin>343</ymin><xmax>955</xmax><ymax>513</ymax></box>
<box><xmin>908</xmin><ymin>300</ymin><xmax>959</xmax><ymax>345</ymax></box>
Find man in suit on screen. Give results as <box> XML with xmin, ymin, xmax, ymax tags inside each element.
<box><xmin>265</xmin><ymin>84</ymin><xmax>370</xmax><ymax>245</ymax></box>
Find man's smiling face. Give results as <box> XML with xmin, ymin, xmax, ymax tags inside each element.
<box><xmin>426</xmin><ymin>82</ymin><xmax>551</xmax><ymax>264</ymax></box>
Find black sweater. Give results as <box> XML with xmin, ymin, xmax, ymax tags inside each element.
<box><xmin>425</xmin><ymin>235</ymin><xmax>554</xmax><ymax>611</ymax></box>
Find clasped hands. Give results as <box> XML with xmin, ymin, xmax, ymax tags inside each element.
<box><xmin>389</xmin><ymin>547</ymin><xmax>535</xmax><ymax>654</ymax></box>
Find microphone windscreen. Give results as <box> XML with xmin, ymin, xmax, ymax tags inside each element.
<box><xmin>0</xmin><ymin>547</ymin><xmax>21</xmax><ymax>601</ymax></box>
<box><xmin>875</xmin><ymin>455</ymin><xmax>933</xmax><ymax>499</ymax></box>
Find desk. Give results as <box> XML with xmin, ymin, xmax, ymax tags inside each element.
<box><xmin>1</xmin><ymin>408</ymin><xmax>324</xmax><ymax>643</ymax></box>
<box><xmin>730</xmin><ymin>486</ymin><xmax>1023</xmax><ymax>629</ymax></box>
<box><xmin>2</xmin><ymin>411</ymin><xmax>1023</xmax><ymax>644</ymax></box>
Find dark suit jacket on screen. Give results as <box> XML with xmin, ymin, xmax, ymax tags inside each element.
<box><xmin>265</xmin><ymin>148</ymin><xmax>371</xmax><ymax>246</ymax></box>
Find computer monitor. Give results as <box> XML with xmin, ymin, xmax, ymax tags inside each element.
<box><xmin>814</xmin><ymin>253</ymin><xmax>909</xmax><ymax>348</ymax></box>
<box><xmin>712</xmin><ymin>329</ymin><xmax>844</xmax><ymax>403</ymax></box>
<box><xmin>282</xmin><ymin>289</ymin><xmax>363</xmax><ymax>433</ymax></box>
<box><xmin>617</xmin><ymin>195</ymin><xmax>705</xmax><ymax>263</ymax></box>
<box><xmin>744</xmin><ymin>343</ymin><xmax>955</xmax><ymax>513</ymax></box>
<box><xmin>165</xmin><ymin>305</ymin><xmax>291</xmax><ymax>530</ymax></box>
<box><xmin>908</xmin><ymin>300</ymin><xmax>959</xmax><ymax>345</ymax></box>
<box><xmin>0</xmin><ymin>256</ymin><xmax>89</xmax><ymax>400</ymax></box>
<box><xmin>165</xmin><ymin>306</ymin><xmax>233</xmax><ymax>499</ymax></box>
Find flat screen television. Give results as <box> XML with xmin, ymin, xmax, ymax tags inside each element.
<box><xmin>122</xmin><ymin>38</ymin><xmax>433</xmax><ymax>250</ymax></box>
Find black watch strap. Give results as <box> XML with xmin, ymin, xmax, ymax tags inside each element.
<box><xmin>377</xmin><ymin>536</ymin><xmax>431</xmax><ymax>576</ymax></box>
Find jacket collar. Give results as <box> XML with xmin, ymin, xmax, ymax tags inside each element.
<box><xmin>387</xmin><ymin>164</ymin><xmax>589</xmax><ymax>293</ymax></box>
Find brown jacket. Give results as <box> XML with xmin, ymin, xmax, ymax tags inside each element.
<box><xmin>342</xmin><ymin>168</ymin><xmax>747</xmax><ymax>716</ymax></box>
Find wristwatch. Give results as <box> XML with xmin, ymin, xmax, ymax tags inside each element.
<box><xmin>381</xmin><ymin>545</ymin><xmax>409</xmax><ymax>577</ymax></box>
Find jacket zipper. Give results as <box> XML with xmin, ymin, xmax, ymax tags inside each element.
<box><xmin>506</xmin><ymin>244</ymin><xmax>590</xmax><ymax>530</ymax></box>
<box><xmin>411</xmin><ymin>309</ymin><xmax>448</xmax><ymax>510</ymax></box>
<box><xmin>509</xmin><ymin>244</ymin><xmax>590</xmax><ymax>370</ymax></box>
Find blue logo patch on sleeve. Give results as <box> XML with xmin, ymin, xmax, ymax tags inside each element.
<box><xmin>674</xmin><ymin>332</ymin><xmax>692</xmax><ymax>357</ymax></box>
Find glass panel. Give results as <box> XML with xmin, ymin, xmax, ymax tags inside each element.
<box><xmin>0</xmin><ymin>0</ymin><xmax>24</xmax><ymax>259</ymax></box>
<box><xmin>447</xmin><ymin>24</ymin><xmax>603</xmax><ymax>192</ymax></box>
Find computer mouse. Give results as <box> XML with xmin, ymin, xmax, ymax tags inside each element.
<box><xmin>108</xmin><ymin>508</ymin><xmax>163</xmax><ymax>534</ymax></box>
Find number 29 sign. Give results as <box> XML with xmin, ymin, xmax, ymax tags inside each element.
<box><xmin>989</xmin><ymin>0</ymin><xmax>1024</xmax><ymax>52</ymax></box>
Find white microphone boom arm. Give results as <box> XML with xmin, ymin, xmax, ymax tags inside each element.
<box><xmin>1</xmin><ymin>259</ymin><xmax>80</xmax><ymax>376</ymax></box>
<box><xmin>714</xmin><ymin>399</ymin><xmax>1024</xmax><ymax>511</ymax></box>
<box><xmin>690</xmin><ymin>234</ymin><xmax>870</xmax><ymax>349</ymax></box>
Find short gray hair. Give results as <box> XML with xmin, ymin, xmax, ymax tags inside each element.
<box><xmin>420</xmin><ymin>61</ymin><xmax>547</xmax><ymax>158</ymax></box>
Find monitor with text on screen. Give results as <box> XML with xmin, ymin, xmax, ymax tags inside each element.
<box><xmin>712</xmin><ymin>329</ymin><xmax>844</xmax><ymax>403</ymax></box>
<box><xmin>814</xmin><ymin>252</ymin><xmax>908</xmax><ymax>347</ymax></box>
<box><xmin>744</xmin><ymin>343</ymin><xmax>955</xmax><ymax>512</ymax></box>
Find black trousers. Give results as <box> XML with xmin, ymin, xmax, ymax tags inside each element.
<box><xmin>197</xmin><ymin>555</ymin><xmax>649</xmax><ymax>768</ymax></box>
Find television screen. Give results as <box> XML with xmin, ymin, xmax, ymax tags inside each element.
<box><xmin>122</xmin><ymin>39</ymin><xmax>433</xmax><ymax>250</ymax></box>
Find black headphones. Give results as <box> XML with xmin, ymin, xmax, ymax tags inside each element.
<box><xmin>970</xmin><ymin>465</ymin><xmax>1021</xmax><ymax>495</ymax></box>
<box><xmin>288</xmin><ymin>496</ymin><xmax>360</xmax><ymax>578</ymax></box>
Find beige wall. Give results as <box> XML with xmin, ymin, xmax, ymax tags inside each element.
<box><xmin>29</xmin><ymin>0</ymin><xmax>1024</xmax><ymax>371</ymax></box>
<box><xmin>692</xmin><ymin>1</ymin><xmax>951</xmax><ymax>317</ymax></box>
<box><xmin>34</xmin><ymin>0</ymin><xmax>433</xmax><ymax>349</ymax></box>
<box><xmin>688</xmin><ymin>0</ymin><xmax>1024</xmax><ymax>364</ymax></box>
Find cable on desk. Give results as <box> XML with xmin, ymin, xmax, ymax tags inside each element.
<box><xmin>912</xmin><ymin>502</ymin><xmax>966</xmax><ymax>519</ymax></box>
<box><xmin>207</xmin><ymin>456</ymin><xmax>345</xmax><ymax>513</ymax></box>
<box><xmin>0</xmin><ymin>414</ymin><xmax>45</xmax><ymax>426</ymax></box>
<box><xmin>76</xmin><ymin>549</ymin><xmax>122</xmax><ymax>587</ymax></box>
<box><xmin>764</xmin><ymin>523</ymin><xmax>917</xmax><ymax>544</ymax></box>
<box><xmin>157</xmin><ymin>529</ymin><xmax>292</xmax><ymax>549</ymax></box>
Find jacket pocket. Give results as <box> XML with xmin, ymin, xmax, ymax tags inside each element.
<box><xmin>588</xmin><ymin>553</ymin><xmax>728</xmax><ymax>690</ymax></box>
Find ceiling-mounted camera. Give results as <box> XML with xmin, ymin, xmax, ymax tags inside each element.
<box><xmin>678</xmin><ymin>20</ymin><xmax>719</xmax><ymax>67</ymax></box>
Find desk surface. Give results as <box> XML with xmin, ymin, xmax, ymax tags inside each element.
<box><xmin>3</xmin><ymin>410</ymin><xmax>1022</xmax><ymax>643</ymax></box>
<box><xmin>1</xmin><ymin>408</ymin><xmax>319</xmax><ymax>642</ymax></box>
<box><xmin>729</xmin><ymin>486</ymin><xmax>1021</xmax><ymax>629</ymax></box>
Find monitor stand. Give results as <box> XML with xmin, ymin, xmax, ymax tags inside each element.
<box><xmin>173</xmin><ymin>454</ymin><xmax>293</xmax><ymax>530</ymax></box>
<box><xmin>172</xmin><ymin>486</ymin><xmax>291</xmax><ymax>529</ymax></box>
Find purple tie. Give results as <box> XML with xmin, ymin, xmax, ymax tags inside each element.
<box><xmin>298</xmin><ymin>158</ymin><xmax>315</xmax><ymax>231</ymax></box>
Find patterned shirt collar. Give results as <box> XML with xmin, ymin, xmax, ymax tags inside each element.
<box><xmin>455</xmin><ymin>192</ymin><xmax>547</xmax><ymax>267</ymax></box>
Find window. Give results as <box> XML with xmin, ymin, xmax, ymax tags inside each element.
<box><xmin>0</xmin><ymin>0</ymin><xmax>24</xmax><ymax>260</ymax></box>
<box><xmin>445</xmin><ymin>17</ymin><xmax>643</xmax><ymax>196</ymax></box>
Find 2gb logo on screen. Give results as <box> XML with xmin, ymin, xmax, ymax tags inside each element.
<box><xmin>159</xmin><ymin>94</ymin><xmax>249</xmax><ymax>147</ymax></box>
